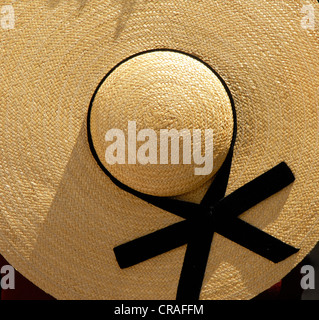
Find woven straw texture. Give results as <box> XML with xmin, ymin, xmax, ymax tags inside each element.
<box><xmin>0</xmin><ymin>0</ymin><xmax>319</xmax><ymax>300</ymax></box>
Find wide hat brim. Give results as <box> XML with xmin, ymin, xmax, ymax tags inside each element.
<box><xmin>0</xmin><ymin>0</ymin><xmax>319</xmax><ymax>300</ymax></box>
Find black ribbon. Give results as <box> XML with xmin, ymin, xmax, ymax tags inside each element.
<box><xmin>114</xmin><ymin>162</ymin><xmax>298</xmax><ymax>300</ymax></box>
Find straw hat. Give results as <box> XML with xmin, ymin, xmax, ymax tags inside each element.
<box><xmin>0</xmin><ymin>0</ymin><xmax>318</xmax><ymax>300</ymax></box>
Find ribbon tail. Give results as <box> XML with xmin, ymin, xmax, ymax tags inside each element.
<box><xmin>176</xmin><ymin>227</ymin><xmax>214</xmax><ymax>300</ymax></box>
<box><xmin>114</xmin><ymin>220</ymin><xmax>191</xmax><ymax>268</ymax></box>
<box><xmin>217</xmin><ymin>162</ymin><xmax>295</xmax><ymax>218</ymax></box>
<box><xmin>216</xmin><ymin>217</ymin><xmax>299</xmax><ymax>263</ymax></box>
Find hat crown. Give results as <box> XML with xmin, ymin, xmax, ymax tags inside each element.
<box><xmin>89</xmin><ymin>50</ymin><xmax>234</xmax><ymax>196</ymax></box>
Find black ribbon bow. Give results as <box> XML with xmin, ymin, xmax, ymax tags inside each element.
<box><xmin>113</xmin><ymin>162</ymin><xmax>299</xmax><ymax>300</ymax></box>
